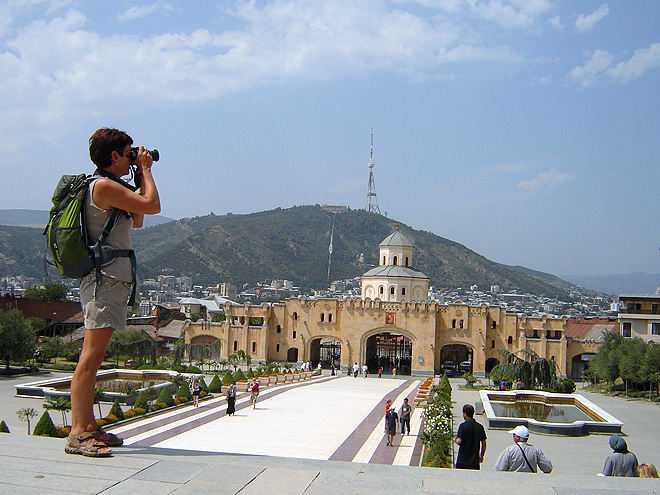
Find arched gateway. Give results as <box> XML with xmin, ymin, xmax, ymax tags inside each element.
<box><xmin>365</xmin><ymin>331</ymin><xmax>413</xmax><ymax>375</ymax></box>
<box><xmin>309</xmin><ymin>337</ymin><xmax>341</xmax><ymax>369</ymax></box>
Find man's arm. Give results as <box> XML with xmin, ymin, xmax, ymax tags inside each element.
<box><xmin>536</xmin><ymin>448</ymin><xmax>553</xmax><ymax>474</ymax></box>
<box><xmin>479</xmin><ymin>439</ymin><xmax>487</xmax><ymax>463</ymax></box>
<box><xmin>494</xmin><ymin>448</ymin><xmax>510</xmax><ymax>471</ymax></box>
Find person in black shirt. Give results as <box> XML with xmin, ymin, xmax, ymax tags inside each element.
<box><xmin>455</xmin><ymin>404</ymin><xmax>487</xmax><ymax>469</ymax></box>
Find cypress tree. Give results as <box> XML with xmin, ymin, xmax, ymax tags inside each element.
<box><xmin>176</xmin><ymin>381</ymin><xmax>192</xmax><ymax>400</ymax></box>
<box><xmin>134</xmin><ymin>391</ymin><xmax>149</xmax><ymax>412</ymax></box>
<box><xmin>156</xmin><ymin>387</ymin><xmax>174</xmax><ymax>407</ymax></box>
<box><xmin>208</xmin><ymin>374</ymin><xmax>222</xmax><ymax>393</ymax></box>
<box><xmin>33</xmin><ymin>411</ymin><xmax>57</xmax><ymax>437</ymax></box>
<box><xmin>109</xmin><ymin>399</ymin><xmax>124</xmax><ymax>421</ymax></box>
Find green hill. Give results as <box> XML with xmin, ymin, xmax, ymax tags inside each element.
<box><xmin>1</xmin><ymin>205</ymin><xmax>572</xmax><ymax>298</ymax></box>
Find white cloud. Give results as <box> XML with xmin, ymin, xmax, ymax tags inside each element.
<box><xmin>548</xmin><ymin>15</ymin><xmax>562</xmax><ymax>30</ymax></box>
<box><xmin>466</xmin><ymin>0</ymin><xmax>556</xmax><ymax>30</ymax></box>
<box><xmin>0</xmin><ymin>0</ymin><xmax>533</xmax><ymax>155</ymax></box>
<box><xmin>518</xmin><ymin>169</ymin><xmax>574</xmax><ymax>196</ymax></box>
<box><xmin>569</xmin><ymin>49</ymin><xmax>614</xmax><ymax>88</ymax></box>
<box><xmin>575</xmin><ymin>4</ymin><xmax>608</xmax><ymax>32</ymax></box>
<box><xmin>569</xmin><ymin>43</ymin><xmax>660</xmax><ymax>87</ymax></box>
<box><xmin>609</xmin><ymin>43</ymin><xmax>660</xmax><ymax>83</ymax></box>
<box><xmin>118</xmin><ymin>2</ymin><xmax>173</xmax><ymax>22</ymax></box>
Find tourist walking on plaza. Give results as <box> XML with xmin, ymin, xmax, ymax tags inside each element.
<box><xmin>66</xmin><ymin>128</ymin><xmax>160</xmax><ymax>457</ymax></box>
<box><xmin>600</xmin><ymin>434</ymin><xmax>638</xmax><ymax>477</ymax></box>
<box><xmin>400</xmin><ymin>398</ymin><xmax>412</xmax><ymax>435</ymax></box>
<box><xmin>378</xmin><ymin>366</ymin><xmax>383</xmax><ymax>378</ymax></box>
<box><xmin>248</xmin><ymin>378</ymin><xmax>259</xmax><ymax>410</ymax></box>
<box><xmin>385</xmin><ymin>405</ymin><xmax>399</xmax><ymax>446</ymax></box>
<box><xmin>226</xmin><ymin>382</ymin><xmax>236</xmax><ymax>416</ymax></box>
<box><xmin>353</xmin><ymin>363</ymin><xmax>359</xmax><ymax>378</ymax></box>
<box><xmin>494</xmin><ymin>425</ymin><xmax>552</xmax><ymax>473</ymax></box>
<box><xmin>392</xmin><ymin>366</ymin><xmax>397</xmax><ymax>379</ymax></box>
<box><xmin>454</xmin><ymin>404</ymin><xmax>487</xmax><ymax>469</ymax></box>
<box><xmin>362</xmin><ymin>364</ymin><xmax>368</xmax><ymax>378</ymax></box>
<box><xmin>191</xmin><ymin>375</ymin><xmax>201</xmax><ymax>407</ymax></box>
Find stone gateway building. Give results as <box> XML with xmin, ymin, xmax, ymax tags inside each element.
<box><xmin>184</xmin><ymin>230</ymin><xmax>610</xmax><ymax>378</ymax></box>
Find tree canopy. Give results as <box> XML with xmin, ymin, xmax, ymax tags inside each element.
<box><xmin>0</xmin><ymin>308</ymin><xmax>36</xmax><ymax>369</ymax></box>
<box><xmin>23</xmin><ymin>283</ymin><xmax>67</xmax><ymax>302</ymax></box>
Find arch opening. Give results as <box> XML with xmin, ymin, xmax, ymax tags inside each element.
<box><xmin>309</xmin><ymin>337</ymin><xmax>341</xmax><ymax>369</ymax></box>
<box><xmin>365</xmin><ymin>332</ymin><xmax>412</xmax><ymax>375</ymax></box>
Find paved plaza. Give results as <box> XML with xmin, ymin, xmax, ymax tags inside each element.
<box><xmin>1</xmin><ymin>372</ymin><xmax>660</xmax><ymax>494</ymax></box>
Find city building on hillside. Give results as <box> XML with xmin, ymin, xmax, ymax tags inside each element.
<box><xmin>180</xmin><ymin>294</ymin><xmax>239</xmax><ymax>320</ymax></box>
<box><xmin>618</xmin><ymin>294</ymin><xmax>660</xmax><ymax>343</ymax></box>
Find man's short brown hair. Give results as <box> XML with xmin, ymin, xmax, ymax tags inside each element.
<box><xmin>89</xmin><ymin>128</ymin><xmax>133</xmax><ymax>169</ymax></box>
<box><xmin>462</xmin><ymin>404</ymin><xmax>475</xmax><ymax>418</ymax></box>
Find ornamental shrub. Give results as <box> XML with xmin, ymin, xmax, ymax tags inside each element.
<box><xmin>172</xmin><ymin>364</ymin><xmax>186</xmax><ymax>373</ymax></box>
<box><xmin>156</xmin><ymin>387</ymin><xmax>174</xmax><ymax>407</ymax></box>
<box><xmin>199</xmin><ymin>376</ymin><xmax>208</xmax><ymax>392</ymax></box>
<box><xmin>246</xmin><ymin>368</ymin><xmax>255</xmax><ymax>379</ymax></box>
<box><xmin>222</xmin><ymin>370</ymin><xmax>235</xmax><ymax>385</ymax></box>
<box><xmin>176</xmin><ymin>381</ymin><xmax>192</xmax><ymax>400</ymax></box>
<box><xmin>0</xmin><ymin>420</ymin><xmax>9</xmax><ymax>433</ymax></box>
<box><xmin>33</xmin><ymin>411</ymin><xmax>57</xmax><ymax>437</ymax></box>
<box><xmin>134</xmin><ymin>391</ymin><xmax>149</xmax><ymax>412</ymax></box>
<box><xmin>185</xmin><ymin>365</ymin><xmax>202</xmax><ymax>374</ymax></box>
<box><xmin>208</xmin><ymin>374</ymin><xmax>222</xmax><ymax>393</ymax></box>
<box><xmin>103</xmin><ymin>413</ymin><xmax>118</xmax><ymax>424</ymax></box>
<box><xmin>109</xmin><ymin>399</ymin><xmax>125</xmax><ymax>421</ymax></box>
<box><xmin>233</xmin><ymin>369</ymin><xmax>246</xmax><ymax>382</ymax></box>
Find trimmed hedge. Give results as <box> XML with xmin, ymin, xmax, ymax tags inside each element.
<box><xmin>176</xmin><ymin>381</ymin><xmax>192</xmax><ymax>400</ymax></box>
<box><xmin>156</xmin><ymin>387</ymin><xmax>174</xmax><ymax>407</ymax></box>
<box><xmin>209</xmin><ymin>374</ymin><xmax>222</xmax><ymax>393</ymax></box>
<box><xmin>109</xmin><ymin>399</ymin><xmax>125</xmax><ymax>421</ymax></box>
<box><xmin>33</xmin><ymin>411</ymin><xmax>57</xmax><ymax>437</ymax></box>
<box><xmin>0</xmin><ymin>420</ymin><xmax>9</xmax><ymax>433</ymax></box>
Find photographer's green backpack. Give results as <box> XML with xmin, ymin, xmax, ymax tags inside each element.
<box><xmin>44</xmin><ymin>174</ymin><xmax>97</xmax><ymax>278</ymax></box>
<box><xmin>44</xmin><ymin>174</ymin><xmax>126</xmax><ymax>278</ymax></box>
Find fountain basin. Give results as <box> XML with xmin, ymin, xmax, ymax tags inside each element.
<box><xmin>15</xmin><ymin>369</ymin><xmax>179</xmax><ymax>406</ymax></box>
<box><xmin>479</xmin><ymin>390</ymin><xmax>623</xmax><ymax>436</ymax></box>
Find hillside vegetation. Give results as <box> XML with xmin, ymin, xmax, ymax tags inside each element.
<box><xmin>1</xmin><ymin>205</ymin><xmax>571</xmax><ymax>298</ymax></box>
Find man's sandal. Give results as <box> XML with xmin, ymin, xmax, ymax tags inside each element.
<box><xmin>92</xmin><ymin>427</ymin><xmax>124</xmax><ymax>447</ymax></box>
<box><xmin>65</xmin><ymin>432</ymin><xmax>112</xmax><ymax>457</ymax></box>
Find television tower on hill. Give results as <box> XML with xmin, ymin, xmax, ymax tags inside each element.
<box><xmin>365</xmin><ymin>130</ymin><xmax>381</xmax><ymax>214</ymax></box>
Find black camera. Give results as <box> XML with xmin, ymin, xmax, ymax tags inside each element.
<box><xmin>128</xmin><ymin>147</ymin><xmax>159</xmax><ymax>162</ymax></box>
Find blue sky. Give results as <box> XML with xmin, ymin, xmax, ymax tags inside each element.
<box><xmin>1</xmin><ymin>1</ymin><xmax>659</xmax><ymax>278</ymax></box>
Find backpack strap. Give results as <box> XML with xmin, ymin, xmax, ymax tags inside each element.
<box><xmin>517</xmin><ymin>443</ymin><xmax>536</xmax><ymax>472</ymax></box>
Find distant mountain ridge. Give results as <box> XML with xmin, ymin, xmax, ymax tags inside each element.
<box><xmin>564</xmin><ymin>272</ymin><xmax>660</xmax><ymax>296</ymax></box>
<box><xmin>0</xmin><ymin>209</ymin><xmax>174</xmax><ymax>229</ymax></box>
<box><xmin>0</xmin><ymin>205</ymin><xmax>579</xmax><ymax>298</ymax></box>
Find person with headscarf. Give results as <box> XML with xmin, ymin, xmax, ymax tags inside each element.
<box><xmin>601</xmin><ymin>434</ymin><xmax>639</xmax><ymax>477</ymax></box>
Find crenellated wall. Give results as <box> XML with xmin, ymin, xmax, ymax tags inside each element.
<box><xmin>184</xmin><ymin>297</ymin><xmax>583</xmax><ymax>377</ymax></box>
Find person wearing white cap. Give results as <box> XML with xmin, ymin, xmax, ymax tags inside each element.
<box><xmin>494</xmin><ymin>425</ymin><xmax>552</xmax><ymax>473</ymax></box>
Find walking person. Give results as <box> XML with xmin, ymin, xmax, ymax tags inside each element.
<box><xmin>455</xmin><ymin>404</ymin><xmax>487</xmax><ymax>469</ymax></box>
<box><xmin>378</xmin><ymin>366</ymin><xmax>383</xmax><ymax>378</ymax></box>
<box><xmin>392</xmin><ymin>366</ymin><xmax>397</xmax><ymax>379</ymax></box>
<box><xmin>600</xmin><ymin>434</ymin><xmax>639</xmax><ymax>477</ymax></box>
<box><xmin>362</xmin><ymin>364</ymin><xmax>368</xmax><ymax>378</ymax></box>
<box><xmin>384</xmin><ymin>405</ymin><xmax>399</xmax><ymax>447</ymax></box>
<box><xmin>66</xmin><ymin>128</ymin><xmax>160</xmax><ymax>457</ymax></box>
<box><xmin>248</xmin><ymin>378</ymin><xmax>259</xmax><ymax>410</ymax></box>
<box><xmin>191</xmin><ymin>375</ymin><xmax>201</xmax><ymax>407</ymax></box>
<box><xmin>494</xmin><ymin>425</ymin><xmax>552</xmax><ymax>473</ymax></box>
<box><xmin>226</xmin><ymin>382</ymin><xmax>236</xmax><ymax>416</ymax></box>
<box><xmin>400</xmin><ymin>398</ymin><xmax>412</xmax><ymax>435</ymax></box>
<box><xmin>353</xmin><ymin>363</ymin><xmax>359</xmax><ymax>378</ymax></box>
